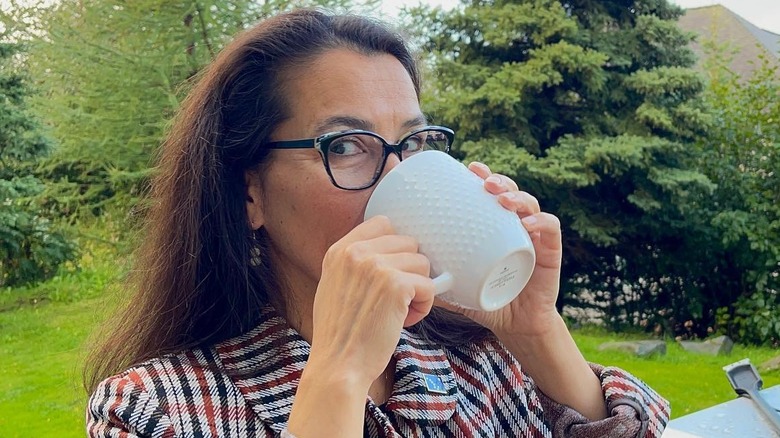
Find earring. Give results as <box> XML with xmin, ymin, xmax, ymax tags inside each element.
<box><xmin>249</xmin><ymin>228</ymin><xmax>263</xmax><ymax>267</ymax></box>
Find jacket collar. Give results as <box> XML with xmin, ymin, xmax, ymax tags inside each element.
<box><xmin>215</xmin><ymin>306</ymin><xmax>458</xmax><ymax>433</ymax></box>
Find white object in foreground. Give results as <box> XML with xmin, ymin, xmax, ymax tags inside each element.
<box><xmin>663</xmin><ymin>384</ymin><xmax>780</xmax><ymax>438</ymax></box>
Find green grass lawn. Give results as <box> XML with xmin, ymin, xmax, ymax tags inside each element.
<box><xmin>0</xmin><ymin>236</ymin><xmax>123</xmax><ymax>437</ymax></box>
<box><xmin>0</xmin><ymin>297</ymin><xmax>100</xmax><ymax>437</ymax></box>
<box><xmin>572</xmin><ymin>329</ymin><xmax>780</xmax><ymax>418</ymax></box>
<box><xmin>1</xmin><ymin>253</ymin><xmax>778</xmax><ymax>436</ymax></box>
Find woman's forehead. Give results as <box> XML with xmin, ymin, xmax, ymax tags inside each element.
<box><xmin>276</xmin><ymin>48</ymin><xmax>422</xmax><ymax>137</ymax></box>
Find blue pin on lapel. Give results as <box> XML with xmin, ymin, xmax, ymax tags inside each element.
<box><xmin>423</xmin><ymin>373</ymin><xmax>447</xmax><ymax>394</ymax></box>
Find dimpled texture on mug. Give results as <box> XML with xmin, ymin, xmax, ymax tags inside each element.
<box><xmin>386</xmin><ymin>157</ymin><xmax>521</xmax><ymax>307</ymax></box>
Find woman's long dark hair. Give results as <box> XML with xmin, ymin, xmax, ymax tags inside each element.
<box><xmin>84</xmin><ymin>9</ymin><xmax>490</xmax><ymax>393</ymax></box>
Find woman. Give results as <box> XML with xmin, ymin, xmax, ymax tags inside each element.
<box><xmin>85</xmin><ymin>9</ymin><xmax>669</xmax><ymax>437</ymax></box>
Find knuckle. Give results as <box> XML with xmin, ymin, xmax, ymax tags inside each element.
<box><xmin>342</xmin><ymin>242</ymin><xmax>367</xmax><ymax>264</ymax></box>
<box><xmin>401</xmin><ymin>235</ymin><xmax>419</xmax><ymax>252</ymax></box>
<box><xmin>418</xmin><ymin>254</ymin><xmax>431</xmax><ymax>273</ymax></box>
<box><xmin>409</xmin><ymin>253</ymin><xmax>431</xmax><ymax>276</ymax></box>
<box><xmin>359</xmin><ymin>256</ymin><xmax>382</xmax><ymax>275</ymax></box>
<box><xmin>371</xmin><ymin>215</ymin><xmax>395</xmax><ymax>233</ymax></box>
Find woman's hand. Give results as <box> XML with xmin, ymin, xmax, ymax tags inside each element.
<box><xmin>435</xmin><ymin>162</ymin><xmax>608</xmax><ymax>421</ymax></box>
<box><xmin>289</xmin><ymin>216</ymin><xmax>437</xmax><ymax>437</ymax></box>
<box><xmin>307</xmin><ymin>215</ymin><xmax>436</xmax><ymax>387</ymax></box>
<box><xmin>437</xmin><ymin>161</ymin><xmax>563</xmax><ymax>339</ymax></box>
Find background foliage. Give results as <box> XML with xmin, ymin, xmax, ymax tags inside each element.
<box><xmin>0</xmin><ymin>0</ymin><xmax>778</xmax><ymax>344</ymax></box>
<box><xmin>0</xmin><ymin>41</ymin><xmax>74</xmax><ymax>287</ymax></box>
<box><xmin>3</xmin><ymin>2</ymin><xmax>779</xmax><ymax>435</ymax></box>
<box><xmin>3</xmin><ymin>0</ymin><xmax>371</xmax><ymax>217</ymax></box>
<box><xmin>410</xmin><ymin>0</ymin><xmax>723</xmax><ymax>337</ymax></box>
<box><xmin>698</xmin><ymin>43</ymin><xmax>780</xmax><ymax>345</ymax></box>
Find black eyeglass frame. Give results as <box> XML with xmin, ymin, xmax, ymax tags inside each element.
<box><xmin>265</xmin><ymin>125</ymin><xmax>455</xmax><ymax>190</ymax></box>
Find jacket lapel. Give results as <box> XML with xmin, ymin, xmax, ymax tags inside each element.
<box><xmin>386</xmin><ymin>330</ymin><xmax>459</xmax><ymax>426</ymax></box>
<box><xmin>216</xmin><ymin>307</ymin><xmax>460</xmax><ymax>432</ymax></box>
<box><xmin>216</xmin><ymin>307</ymin><xmax>307</xmax><ymax>434</ymax></box>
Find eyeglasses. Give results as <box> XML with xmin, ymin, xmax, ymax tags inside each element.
<box><xmin>266</xmin><ymin>126</ymin><xmax>454</xmax><ymax>190</ymax></box>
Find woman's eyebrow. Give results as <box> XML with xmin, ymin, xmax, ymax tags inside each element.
<box><xmin>313</xmin><ymin>114</ymin><xmax>429</xmax><ymax>135</ymax></box>
<box><xmin>401</xmin><ymin>114</ymin><xmax>428</xmax><ymax>131</ymax></box>
<box><xmin>314</xmin><ymin>116</ymin><xmax>373</xmax><ymax>134</ymax></box>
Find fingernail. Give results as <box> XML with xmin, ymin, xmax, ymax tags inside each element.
<box><xmin>522</xmin><ymin>216</ymin><xmax>537</xmax><ymax>225</ymax></box>
<box><xmin>472</xmin><ymin>162</ymin><xmax>489</xmax><ymax>172</ymax></box>
<box><xmin>486</xmin><ymin>176</ymin><xmax>501</xmax><ymax>185</ymax></box>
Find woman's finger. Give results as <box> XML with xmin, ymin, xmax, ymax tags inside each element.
<box><xmin>484</xmin><ymin>174</ymin><xmax>519</xmax><ymax>194</ymax></box>
<box><xmin>345</xmin><ymin>233</ymin><xmax>419</xmax><ymax>257</ymax></box>
<box><xmin>371</xmin><ymin>252</ymin><xmax>431</xmax><ymax>277</ymax></box>
<box><xmin>338</xmin><ymin>215</ymin><xmax>396</xmax><ymax>246</ymax></box>
<box><xmin>498</xmin><ymin>191</ymin><xmax>541</xmax><ymax>216</ymax></box>
<box><xmin>404</xmin><ymin>275</ymin><xmax>436</xmax><ymax>327</ymax></box>
<box><xmin>521</xmin><ymin>213</ymin><xmax>562</xmax><ymax>253</ymax></box>
<box><xmin>468</xmin><ymin>161</ymin><xmax>492</xmax><ymax>179</ymax></box>
<box><xmin>468</xmin><ymin>162</ymin><xmax>519</xmax><ymax>193</ymax></box>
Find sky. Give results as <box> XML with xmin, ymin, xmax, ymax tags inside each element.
<box><xmin>379</xmin><ymin>0</ymin><xmax>780</xmax><ymax>35</ymax></box>
<box><xmin>2</xmin><ymin>0</ymin><xmax>777</xmax><ymax>36</ymax></box>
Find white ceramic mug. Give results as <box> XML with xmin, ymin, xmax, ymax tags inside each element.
<box><xmin>364</xmin><ymin>150</ymin><xmax>536</xmax><ymax>311</ymax></box>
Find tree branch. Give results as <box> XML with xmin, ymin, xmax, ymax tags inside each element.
<box><xmin>193</xmin><ymin>1</ymin><xmax>215</xmax><ymax>59</ymax></box>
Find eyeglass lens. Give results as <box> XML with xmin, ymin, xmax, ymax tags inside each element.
<box><xmin>326</xmin><ymin>129</ymin><xmax>450</xmax><ymax>189</ymax></box>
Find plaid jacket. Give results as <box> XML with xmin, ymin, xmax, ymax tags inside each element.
<box><xmin>87</xmin><ymin>307</ymin><xmax>670</xmax><ymax>437</ymax></box>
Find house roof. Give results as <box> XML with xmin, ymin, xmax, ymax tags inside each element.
<box><xmin>740</xmin><ymin>20</ymin><xmax>780</xmax><ymax>57</ymax></box>
<box><xmin>677</xmin><ymin>4</ymin><xmax>780</xmax><ymax>77</ymax></box>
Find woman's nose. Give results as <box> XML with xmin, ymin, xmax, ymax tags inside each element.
<box><xmin>382</xmin><ymin>151</ymin><xmax>402</xmax><ymax>175</ymax></box>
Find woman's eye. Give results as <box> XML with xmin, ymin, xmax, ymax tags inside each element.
<box><xmin>402</xmin><ymin>135</ymin><xmax>425</xmax><ymax>153</ymax></box>
<box><xmin>329</xmin><ymin>137</ymin><xmax>366</xmax><ymax>156</ymax></box>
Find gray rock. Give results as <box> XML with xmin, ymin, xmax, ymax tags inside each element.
<box><xmin>598</xmin><ymin>340</ymin><xmax>667</xmax><ymax>358</ymax></box>
<box><xmin>759</xmin><ymin>355</ymin><xmax>780</xmax><ymax>372</ymax></box>
<box><xmin>678</xmin><ymin>335</ymin><xmax>734</xmax><ymax>356</ymax></box>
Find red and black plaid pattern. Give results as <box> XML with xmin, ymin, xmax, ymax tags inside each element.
<box><xmin>88</xmin><ymin>307</ymin><xmax>670</xmax><ymax>437</ymax></box>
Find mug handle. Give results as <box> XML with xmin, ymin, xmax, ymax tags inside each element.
<box><xmin>432</xmin><ymin>272</ymin><xmax>454</xmax><ymax>295</ymax></box>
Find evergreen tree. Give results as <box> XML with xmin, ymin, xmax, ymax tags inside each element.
<box><xmin>0</xmin><ymin>42</ymin><xmax>74</xmax><ymax>287</ymax></box>
<box><xmin>412</xmin><ymin>0</ymin><xmax>716</xmax><ymax>333</ymax></box>
<box><xmin>3</xmin><ymin>0</ymin><xmax>373</xmax><ymax>216</ymax></box>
